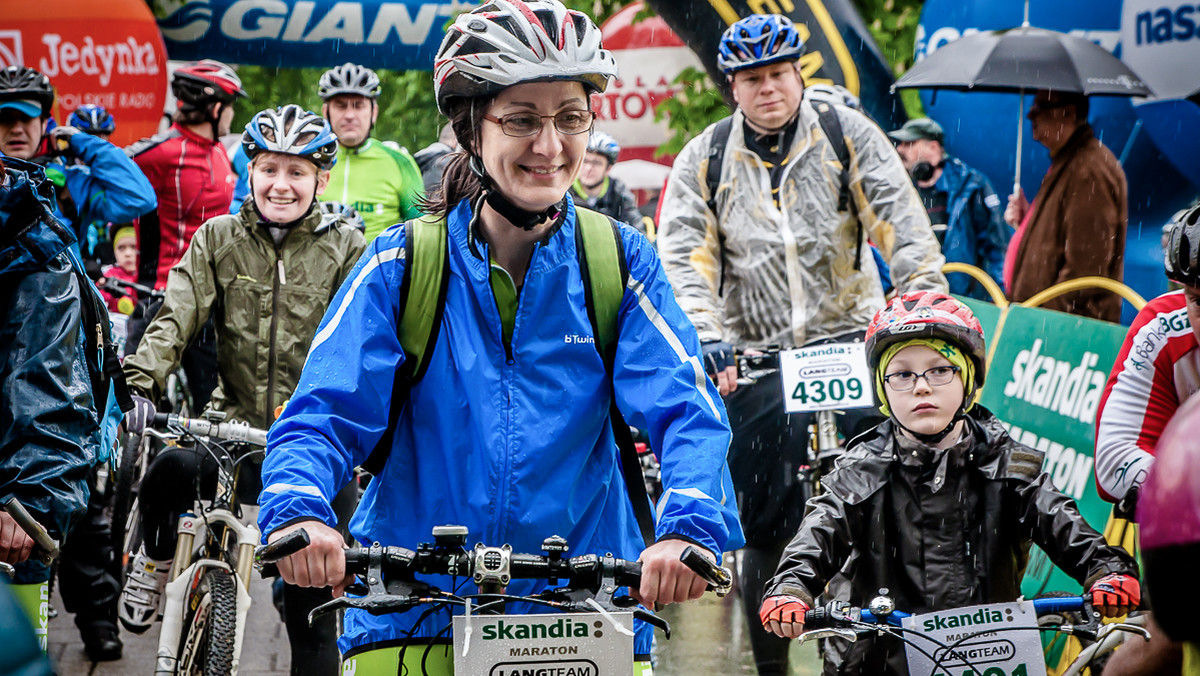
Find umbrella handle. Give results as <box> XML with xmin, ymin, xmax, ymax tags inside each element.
<box><xmin>1014</xmin><ymin>89</ymin><xmax>1024</xmax><ymax>195</ymax></box>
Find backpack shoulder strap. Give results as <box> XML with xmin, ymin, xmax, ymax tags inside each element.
<box><xmin>575</xmin><ymin>207</ymin><xmax>628</xmax><ymax>363</ymax></box>
<box><xmin>361</xmin><ymin>214</ymin><xmax>449</xmax><ymax>476</ymax></box>
<box><xmin>575</xmin><ymin>208</ymin><xmax>655</xmax><ymax>547</ymax></box>
<box><xmin>813</xmin><ymin>101</ymin><xmax>865</xmax><ymax>270</ymax></box>
<box><xmin>704</xmin><ymin>117</ymin><xmax>735</xmax><ymax>216</ymax></box>
<box><xmin>397</xmin><ymin>213</ymin><xmax>450</xmax><ymax>383</ymax></box>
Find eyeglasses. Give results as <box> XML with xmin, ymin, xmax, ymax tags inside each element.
<box><xmin>483</xmin><ymin>110</ymin><xmax>595</xmax><ymax>137</ymax></box>
<box><xmin>882</xmin><ymin>365</ymin><xmax>961</xmax><ymax>391</ymax></box>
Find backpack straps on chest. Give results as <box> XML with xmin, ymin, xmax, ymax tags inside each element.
<box><xmin>361</xmin><ymin>214</ymin><xmax>449</xmax><ymax>476</ymax></box>
<box><xmin>575</xmin><ymin>208</ymin><xmax>655</xmax><ymax>547</ymax></box>
<box><xmin>397</xmin><ymin>214</ymin><xmax>450</xmax><ymax>384</ymax></box>
<box><xmin>811</xmin><ymin>101</ymin><xmax>864</xmax><ymax>271</ymax></box>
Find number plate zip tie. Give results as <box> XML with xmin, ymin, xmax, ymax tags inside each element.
<box><xmin>585</xmin><ymin>598</ymin><xmax>635</xmax><ymax>637</ymax></box>
<box><xmin>461</xmin><ymin>597</ymin><xmax>473</xmax><ymax>656</ymax></box>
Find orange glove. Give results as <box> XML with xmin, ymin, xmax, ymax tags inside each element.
<box><xmin>1089</xmin><ymin>574</ymin><xmax>1140</xmax><ymax>617</ymax></box>
<box><xmin>759</xmin><ymin>594</ymin><xmax>810</xmax><ymax>629</ymax></box>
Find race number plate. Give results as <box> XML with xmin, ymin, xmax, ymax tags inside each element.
<box><xmin>453</xmin><ymin>611</ymin><xmax>634</xmax><ymax>676</ymax></box>
<box><xmin>901</xmin><ymin>601</ymin><xmax>1047</xmax><ymax>676</ymax></box>
<box><xmin>779</xmin><ymin>343</ymin><xmax>874</xmax><ymax>413</ymax></box>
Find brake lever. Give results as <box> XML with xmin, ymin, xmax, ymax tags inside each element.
<box><xmin>1098</xmin><ymin>621</ymin><xmax>1152</xmax><ymax>642</ymax></box>
<box><xmin>800</xmin><ymin>628</ymin><xmax>860</xmax><ymax>644</ymax></box>
<box><xmin>632</xmin><ymin>608</ymin><xmax>671</xmax><ymax>639</ymax></box>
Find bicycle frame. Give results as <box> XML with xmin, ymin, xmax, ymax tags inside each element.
<box><xmin>150</xmin><ymin>416</ymin><xmax>265</xmax><ymax>676</ymax></box>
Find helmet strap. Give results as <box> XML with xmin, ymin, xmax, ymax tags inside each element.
<box><xmin>484</xmin><ymin>189</ymin><xmax>565</xmax><ymax>232</ymax></box>
<box><xmin>889</xmin><ymin>387</ymin><xmax>973</xmax><ymax>446</ymax></box>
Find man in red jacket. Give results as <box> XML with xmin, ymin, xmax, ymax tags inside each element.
<box><xmin>126</xmin><ymin>60</ymin><xmax>247</xmax><ymax>409</ymax></box>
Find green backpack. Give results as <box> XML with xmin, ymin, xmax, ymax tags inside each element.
<box><xmin>363</xmin><ymin>207</ymin><xmax>656</xmax><ymax>546</ymax></box>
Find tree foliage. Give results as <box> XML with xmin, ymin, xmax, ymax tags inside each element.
<box><xmin>849</xmin><ymin>0</ymin><xmax>925</xmax><ymax>117</ymax></box>
<box><xmin>232</xmin><ymin>66</ymin><xmax>439</xmax><ymax>153</ymax></box>
<box><xmin>231</xmin><ymin>1</ymin><xmax>631</xmax><ymax>153</ymax></box>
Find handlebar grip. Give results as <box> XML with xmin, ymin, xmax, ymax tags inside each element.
<box><xmin>153</xmin><ymin>412</ymin><xmax>172</xmax><ymax>426</ymax></box>
<box><xmin>258</xmin><ymin>529</ymin><xmax>312</xmax><ymax>563</ymax></box>
<box><xmin>2</xmin><ymin>498</ymin><xmax>59</xmax><ymax>565</ymax></box>
<box><xmin>679</xmin><ymin>545</ymin><xmax>733</xmax><ymax>595</ymax></box>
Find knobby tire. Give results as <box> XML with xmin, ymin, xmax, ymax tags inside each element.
<box><xmin>179</xmin><ymin>568</ymin><xmax>238</xmax><ymax>676</ymax></box>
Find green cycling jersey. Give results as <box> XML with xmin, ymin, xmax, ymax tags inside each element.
<box><xmin>322</xmin><ymin>139</ymin><xmax>425</xmax><ymax>242</ymax></box>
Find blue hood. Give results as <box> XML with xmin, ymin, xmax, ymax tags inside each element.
<box><xmin>0</xmin><ymin>156</ymin><xmax>76</xmax><ymax>277</ymax></box>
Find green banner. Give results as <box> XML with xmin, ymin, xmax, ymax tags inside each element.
<box><xmin>970</xmin><ymin>303</ymin><xmax>1128</xmax><ymax>598</ymax></box>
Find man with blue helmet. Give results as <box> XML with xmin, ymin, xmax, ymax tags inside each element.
<box><xmin>657</xmin><ymin>13</ymin><xmax>944</xmax><ymax>676</ymax></box>
<box><xmin>571</xmin><ymin>130</ymin><xmax>647</xmax><ymax>236</ymax></box>
<box><xmin>117</xmin><ymin>105</ymin><xmax>365</xmax><ymax>672</ymax></box>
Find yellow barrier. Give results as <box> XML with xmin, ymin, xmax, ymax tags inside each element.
<box><xmin>942</xmin><ymin>262</ymin><xmax>1009</xmax><ymax>308</ymax></box>
<box><xmin>1022</xmin><ymin>276</ymin><xmax>1147</xmax><ymax>313</ymax></box>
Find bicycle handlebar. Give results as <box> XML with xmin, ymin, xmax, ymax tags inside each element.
<box><xmin>152</xmin><ymin>413</ymin><xmax>269</xmax><ymax>447</ymax></box>
<box><xmin>803</xmin><ymin>595</ymin><xmax>1092</xmax><ymax>629</ymax></box>
<box><xmin>2</xmin><ymin>498</ymin><xmax>60</xmax><ymax>567</ymax></box>
<box><xmin>100</xmin><ymin>277</ymin><xmax>163</xmax><ymax>300</ymax></box>
<box><xmin>255</xmin><ymin>527</ymin><xmax>732</xmax><ymax>635</ymax></box>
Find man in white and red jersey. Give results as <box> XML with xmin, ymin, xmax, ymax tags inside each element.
<box><xmin>1095</xmin><ymin>204</ymin><xmax>1200</xmax><ymax>504</ymax></box>
<box><xmin>127</xmin><ymin>60</ymin><xmax>245</xmax><ymax>290</ymax></box>
<box><xmin>125</xmin><ymin>60</ymin><xmax>246</xmax><ymax>408</ymax></box>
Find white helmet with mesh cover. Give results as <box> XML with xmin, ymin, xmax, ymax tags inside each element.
<box><xmin>433</xmin><ymin>0</ymin><xmax>618</xmax><ymax>113</ymax></box>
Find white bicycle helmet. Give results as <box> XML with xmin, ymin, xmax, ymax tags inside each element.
<box><xmin>242</xmin><ymin>105</ymin><xmax>339</xmax><ymax>170</ymax></box>
<box><xmin>433</xmin><ymin>0</ymin><xmax>618</xmax><ymax>113</ymax></box>
<box><xmin>318</xmin><ymin>63</ymin><xmax>382</xmax><ymax>100</ymax></box>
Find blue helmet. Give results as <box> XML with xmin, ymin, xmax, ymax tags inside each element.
<box><xmin>717</xmin><ymin>14</ymin><xmax>806</xmax><ymax>76</ymax></box>
<box><xmin>242</xmin><ymin>105</ymin><xmax>338</xmax><ymax>170</ymax></box>
<box><xmin>587</xmin><ymin>131</ymin><xmax>621</xmax><ymax>164</ymax></box>
<box><xmin>68</xmin><ymin>104</ymin><xmax>116</xmax><ymax>135</ymax></box>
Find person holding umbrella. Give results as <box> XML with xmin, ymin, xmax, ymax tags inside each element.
<box><xmin>1002</xmin><ymin>89</ymin><xmax>1128</xmax><ymax>321</ymax></box>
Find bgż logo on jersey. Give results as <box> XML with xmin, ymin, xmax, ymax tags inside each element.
<box><xmin>154</xmin><ymin>0</ymin><xmax>475</xmax><ymax>46</ymax></box>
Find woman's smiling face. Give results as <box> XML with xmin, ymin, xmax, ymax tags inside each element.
<box><xmin>478</xmin><ymin>80</ymin><xmax>591</xmax><ymax>213</ymax></box>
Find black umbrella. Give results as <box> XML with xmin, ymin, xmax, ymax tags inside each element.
<box><xmin>892</xmin><ymin>26</ymin><xmax>1152</xmax><ymax>97</ymax></box>
<box><xmin>892</xmin><ymin>23</ymin><xmax>1152</xmax><ymax>193</ymax></box>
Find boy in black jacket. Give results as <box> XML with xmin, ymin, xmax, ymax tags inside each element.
<box><xmin>759</xmin><ymin>291</ymin><xmax>1140</xmax><ymax>675</ymax></box>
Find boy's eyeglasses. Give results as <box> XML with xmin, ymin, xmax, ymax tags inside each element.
<box><xmin>483</xmin><ymin>110</ymin><xmax>595</xmax><ymax>137</ymax></box>
<box><xmin>883</xmin><ymin>365</ymin><xmax>961</xmax><ymax>391</ymax></box>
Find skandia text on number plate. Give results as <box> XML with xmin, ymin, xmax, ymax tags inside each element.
<box><xmin>779</xmin><ymin>343</ymin><xmax>874</xmax><ymax>413</ymax></box>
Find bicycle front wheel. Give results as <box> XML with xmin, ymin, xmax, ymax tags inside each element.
<box><xmin>177</xmin><ymin>568</ymin><xmax>237</xmax><ymax>676</ymax></box>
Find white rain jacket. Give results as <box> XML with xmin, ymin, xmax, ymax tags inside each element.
<box><xmin>657</xmin><ymin>103</ymin><xmax>947</xmax><ymax>348</ymax></box>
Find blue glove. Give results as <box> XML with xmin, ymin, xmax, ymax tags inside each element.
<box><xmin>124</xmin><ymin>393</ymin><xmax>156</xmax><ymax>435</ymax></box>
<box><xmin>701</xmin><ymin>341</ymin><xmax>734</xmax><ymax>377</ymax></box>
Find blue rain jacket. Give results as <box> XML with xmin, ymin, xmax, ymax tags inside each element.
<box><xmin>259</xmin><ymin>197</ymin><xmax>744</xmax><ymax>654</ymax></box>
<box><xmin>937</xmin><ymin>156</ymin><xmax>1012</xmax><ymax>299</ymax></box>
<box><xmin>43</xmin><ymin>131</ymin><xmax>156</xmax><ymax>255</ymax></box>
<box><xmin>0</xmin><ymin>158</ymin><xmax>100</xmax><ymax>583</ymax></box>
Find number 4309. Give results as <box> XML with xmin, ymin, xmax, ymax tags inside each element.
<box><xmin>792</xmin><ymin>378</ymin><xmax>862</xmax><ymax>403</ymax></box>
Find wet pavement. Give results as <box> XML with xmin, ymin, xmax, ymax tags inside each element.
<box><xmin>47</xmin><ymin>575</ymin><xmax>822</xmax><ymax>675</ymax></box>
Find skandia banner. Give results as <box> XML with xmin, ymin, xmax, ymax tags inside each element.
<box><xmin>150</xmin><ymin>0</ymin><xmax>478</xmax><ymax>69</ymax></box>
<box><xmin>962</xmin><ymin>300</ymin><xmax>1128</xmax><ymax>597</ymax></box>
<box><xmin>2</xmin><ymin>0</ymin><xmax>168</xmax><ymax>146</ymax></box>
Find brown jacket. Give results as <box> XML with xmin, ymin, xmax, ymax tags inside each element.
<box><xmin>1009</xmin><ymin>124</ymin><xmax>1128</xmax><ymax>322</ymax></box>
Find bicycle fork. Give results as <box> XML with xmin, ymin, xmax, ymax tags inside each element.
<box><xmin>155</xmin><ymin>509</ymin><xmax>258</xmax><ymax>675</ymax></box>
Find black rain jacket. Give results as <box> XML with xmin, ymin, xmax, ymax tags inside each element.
<box><xmin>765</xmin><ymin>406</ymin><xmax>1138</xmax><ymax>675</ymax></box>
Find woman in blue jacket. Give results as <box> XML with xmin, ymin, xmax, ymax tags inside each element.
<box><xmin>258</xmin><ymin>1</ymin><xmax>743</xmax><ymax>672</ymax></box>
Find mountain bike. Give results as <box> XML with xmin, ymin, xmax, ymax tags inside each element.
<box><xmin>256</xmin><ymin>525</ymin><xmax>734</xmax><ymax>676</ymax></box>
<box><xmin>139</xmin><ymin>412</ymin><xmax>268</xmax><ymax>676</ymax></box>
<box><xmin>796</xmin><ymin>591</ymin><xmax>1149</xmax><ymax>676</ymax></box>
